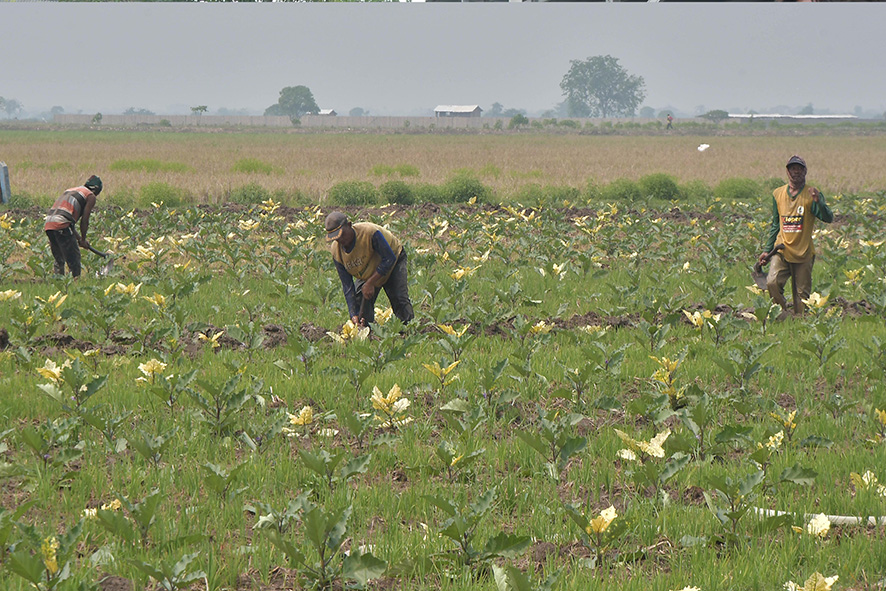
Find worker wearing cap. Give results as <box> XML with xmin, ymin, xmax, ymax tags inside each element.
<box><xmin>759</xmin><ymin>156</ymin><xmax>833</xmax><ymax>316</ymax></box>
<box><xmin>325</xmin><ymin>211</ymin><xmax>414</xmax><ymax>325</ymax></box>
<box><xmin>44</xmin><ymin>175</ymin><xmax>102</xmax><ymax>278</ymax></box>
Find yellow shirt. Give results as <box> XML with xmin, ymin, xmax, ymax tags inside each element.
<box><xmin>774</xmin><ymin>185</ymin><xmax>816</xmax><ymax>263</ymax></box>
<box><xmin>331</xmin><ymin>222</ymin><xmax>402</xmax><ymax>282</ymax></box>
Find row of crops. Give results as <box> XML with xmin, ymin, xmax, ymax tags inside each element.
<box><xmin>0</xmin><ymin>193</ymin><xmax>885</xmax><ymax>590</ymax></box>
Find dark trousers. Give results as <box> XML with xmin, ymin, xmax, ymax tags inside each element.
<box><xmin>355</xmin><ymin>251</ymin><xmax>414</xmax><ymax>324</ymax></box>
<box><xmin>46</xmin><ymin>227</ymin><xmax>81</xmax><ymax>277</ymax></box>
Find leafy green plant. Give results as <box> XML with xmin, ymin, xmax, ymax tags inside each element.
<box><xmin>6</xmin><ymin>520</ymin><xmax>85</xmax><ymax>591</ymax></box>
<box><xmin>425</xmin><ymin>488</ymin><xmax>530</xmax><ymax>569</ymax></box>
<box><xmin>261</xmin><ymin>500</ymin><xmax>387</xmax><ymax>590</ymax></box>
<box><xmin>130</xmin><ymin>552</ymin><xmax>206</xmax><ymax>591</ymax></box>
<box><xmin>516</xmin><ymin>406</ymin><xmax>586</xmax><ymax>480</ymax></box>
<box><xmin>328</xmin><ymin>180</ymin><xmax>378</xmax><ymax>206</ymax></box>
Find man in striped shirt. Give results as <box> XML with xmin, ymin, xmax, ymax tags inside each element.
<box><xmin>44</xmin><ymin>175</ymin><xmax>102</xmax><ymax>278</ymax></box>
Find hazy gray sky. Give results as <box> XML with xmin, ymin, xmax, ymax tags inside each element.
<box><xmin>3</xmin><ymin>4</ymin><xmax>885</xmax><ymax>117</ymax></box>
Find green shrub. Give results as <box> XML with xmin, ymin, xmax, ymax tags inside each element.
<box><xmin>328</xmin><ymin>180</ymin><xmax>378</xmax><ymax>206</ymax></box>
<box><xmin>638</xmin><ymin>173</ymin><xmax>681</xmax><ymax>201</ymax></box>
<box><xmin>138</xmin><ymin>182</ymin><xmax>188</xmax><ymax>207</ymax></box>
<box><xmin>679</xmin><ymin>180</ymin><xmax>713</xmax><ymax>203</ymax></box>
<box><xmin>111</xmin><ymin>159</ymin><xmax>192</xmax><ymax>173</ymax></box>
<box><xmin>229</xmin><ymin>182</ymin><xmax>271</xmax><ymax>205</ymax></box>
<box><xmin>379</xmin><ymin>180</ymin><xmax>415</xmax><ymax>205</ymax></box>
<box><xmin>584</xmin><ymin>179</ymin><xmax>603</xmax><ymax>203</ymax></box>
<box><xmin>413</xmin><ymin>183</ymin><xmax>443</xmax><ymax>204</ymax></box>
<box><xmin>105</xmin><ymin>187</ymin><xmax>137</xmax><ymax>209</ymax></box>
<box><xmin>231</xmin><ymin>158</ymin><xmax>279</xmax><ymax>175</ymax></box>
<box><xmin>158</xmin><ymin>119</ymin><xmax>172</xmax><ymax>127</ymax></box>
<box><xmin>763</xmin><ymin>177</ymin><xmax>784</xmax><ymax>192</ymax></box>
<box><xmin>559</xmin><ymin>119</ymin><xmax>580</xmax><ymax>129</ymax></box>
<box><xmin>442</xmin><ymin>175</ymin><xmax>491</xmax><ymax>204</ymax></box>
<box><xmin>600</xmin><ymin>178</ymin><xmax>641</xmax><ymax>203</ymax></box>
<box><xmin>713</xmin><ymin>177</ymin><xmax>762</xmax><ymax>202</ymax></box>
<box><xmin>513</xmin><ymin>184</ymin><xmax>580</xmax><ymax>207</ymax></box>
<box><xmin>3</xmin><ymin>191</ymin><xmax>39</xmax><ymax>208</ymax></box>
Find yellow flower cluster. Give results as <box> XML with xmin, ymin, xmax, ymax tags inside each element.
<box><xmin>0</xmin><ymin>289</ymin><xmax>22</xmax><ymax>301</ymax></box>
<box><xmin>327</xmin><ymin>320</ymin><xmax>369</xmax><ymax>344</ymax></box>
<box><xmin>36</xmin><ymin>358</ymin><xmax>72</xmax><ymax>383</ymax></box>
<box><xmin>585</xmin><ymin>505</ymin><xmax>617</xmax><ymax>535</ymax></box>
<box><xmin>138</xmin><ymin>359</ymin><xmax>167</xmax><ymax>379</ymax></box>
<box><xmin>41</xmin><ymin>536</ymin><xmax>60</xmax><ymax>576</ymax></box>
<box><xmin>105</xmin><ymin>282</ymin><xmax>143</xmax><ymax>298</ymax></box>
<box><xmin>615</xmin><ymin>428</ymin><xmax>670</xmax><ymax>460</ymax></box>
<box><xmin>438</xmin><ymin>324</ymin><xmax>470</xmax><ymax>338</ymax></box>
<box><xmin>371</xmin><ymin>384</ymin><xmax>412</xmax><ymax>428</ymax></box>
<box><xmin>784</xmin><ymin>572</ymin><xmax>838</xmax><ymax>591</ymax></box>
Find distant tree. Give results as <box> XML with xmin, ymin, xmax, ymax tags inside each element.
<box><xmin>92</xmin><ymin>113</ymin><xmax>103</xmax><ymax>125</ymax></box>
<box><xmin>639</xmin><ymin>106</ymin><xmax>655</xmax><ymax>118</ymax></box>
<box><xmin>123</xmin><ymin>107</ymin><xmax>155</xmax><ymax>116</ymax></box>
<box><xmin>264</xmin><ymin>85</ymin><xmax>319</xmax><ymax>120</ymax></box>
<box><xmin>798</xmin><ymin>103</ymin><xmax>814</xmax><ymax>115</ymax></box>
<box><xmin>3</xmin><ymin>98</ymin><xmax>23</xmax><ymax>119</ymax></box>
<box><xmin>487</xmin><ymin>102</ymin><xmax>504</xmax><ymax>117</ymax></box>
<box><xmin>507</xmin><ymin>113</ymin><xmax>529</xmax><ymax>129</ymax></box>
<box><xmin>701</xmin><ymin>110</ymin><xmax>729</xmax><ymax>123</ymax></box>
<box><xmin>349</xmin><ymin>107</ymin><xmax>367</xmax><ymax>117</ymax></box>
<box><xmin>191</xmin><ymin>105</ymin><xmax>208</xmax><ymax>116</ymax></box>
<box><xmin>50</xmin><ymin>106</ymin><xmax>65</xmax><ymax>116</ymax></box>
<box><xmin>502</xmin><ymin>108</ymin><xmax>526</xmax><ymax>118</ymax></box>
<box><xmin>560</xmin><ymin>55</ymin><xmax>645</xmax><ymax>118</ymax></box>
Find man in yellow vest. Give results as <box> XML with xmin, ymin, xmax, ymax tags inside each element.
<box><xmin>325</xmin><ymin>211</ymin><xmax>414</xmax><ymax>326</ymax></box>
<box><xmin>44</xmin><ymin>175</ymin><xmax>102</xmax><ymax>278</ymax></box>
<box><xmin>759</xmin><ymin>156</ymin><xmax>833</xmax><ymax>316</ymax></box>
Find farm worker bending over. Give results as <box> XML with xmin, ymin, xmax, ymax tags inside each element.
<box><xmin>43</xmin><ymin>175</ymin><xmax>102</xmax><ymax>278</ymax></box>
<box><xmin>325</xmin><ymin>211</ymin><xmax>414</xmax><ymax>326</ymax></box>
<box><xmin>759</xmin><ymin>156</ymin><xmax>833</xmax><ymax>316</ymax></box>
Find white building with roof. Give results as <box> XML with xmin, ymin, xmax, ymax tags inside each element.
<box><xmin>434</xmin><ymin>105</ymin><xmax>483</xmax><ymax>118</ymax></box>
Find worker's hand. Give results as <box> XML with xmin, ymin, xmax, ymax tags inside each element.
<box><xmin>758</xmin><ymin>252</ymin><xmax>770</xmax><ymax>265</ymax></box>
<box><xmin>78</xmin><ymin>237</ymin><xmax>90</xmax><ymax>249</ymax></box>
<box><xmin>351</xmin><ymin>315</ymin><xmax>363</xmax><ymax>326</ymax></box>
<box><xmin>810</xmin><ymin>187</ymin><xmax>820</xmax><ymax>203</ymax></box>
<box><xmin>361</xmin><ymin>283</ymin><xmax>376</xmax><ymax>299</ymax></box>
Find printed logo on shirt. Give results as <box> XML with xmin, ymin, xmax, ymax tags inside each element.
<box><xmin>797</xmin><ymin>206</ymin><xmax>805</xmax><ymax>215</ymax></box>
<box><xmin>782</xmin><ymin>215</ymin><xmax>803</xmax><ymax>233</ymax></box>
<box><xmin>345</xmin><ymin>257</ymin><xmax>365</xmax><ymax>272</ymax></box>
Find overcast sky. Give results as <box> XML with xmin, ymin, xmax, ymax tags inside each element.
<box><xmin>2</xmin><ymin>3</ymin><xmax>885</xmax><ymax>118</ymax></box>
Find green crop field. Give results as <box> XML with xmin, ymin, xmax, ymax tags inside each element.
<box><xmin>1</xmin><ymin>129</ymin><xmax>885</xmax><ymax>591</ymax></box>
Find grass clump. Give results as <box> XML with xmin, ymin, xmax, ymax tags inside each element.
<box><xmin>231</xmin><ymin>158</ymin><xmax>280</xmax><ymax>175</ymax></box>
<box><xmin>379</xmin><ymin>180</ymin><xmax>415</xmax><ymax>205</ymax></box>
<box><xmin>442</xmin><ymin>174</ymin><xmax>491</xmax><ymax>204</ymax></box>
<box><xmin>328</xmin><ymin>180</ymin><xmax>378</xmax><ymax>206</ymax></box>
<box><xmin>679</xmin><ymin>180</ymin><xmax>714</xmax><ymax>203</ymax></box>
<box><xmin>412</xmin><ymin>183</ymin><xmax>443</xmax><ymax>204</ymax></box>
<box><xmin>229</xmin><ymin>182</ymin><xmax>271</xmax><ymax>205</ymax></box>
<box><xmin>638</xmin><ymin>173</ymin><xmax>682</xmax><ymax>201</ymax></box>
<box><xmin>600</xmin><ymin>178</ymin><xmax>641</xmax><ymax>204</ymax></box>
<box><xmin>138</xmin><ymin>182</ymin><xmax>189</xmax><ymax>207</ymax></box>
<box><xmin>513</xmin><ymin>184</ymin><xmax>581</xmax><ymax>207</ymax></box>
<box><xmin>110</xmin><ymin>159</ymin><xmax>193</xmax><ymax>174</ymax></box>
<box><xmin>714</xmin><ymin>177</ymin><xmax>762</xmax><ymax>202</ymax></box>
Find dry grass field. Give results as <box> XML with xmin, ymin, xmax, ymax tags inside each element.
<box><xmin>2</xmin><ymin>130</ymin><xmax>885</xmax><ymax>203</ymax></box>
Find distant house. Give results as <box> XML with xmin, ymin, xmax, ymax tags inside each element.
<box><xmin>318</xmin><ymin>109</ymin><xmax>337</xmax><ymax>116</ymax></box>
<box><xmin>434</xmin><ymin>105</ymin><xmax>483</xmax><ymax>118</ymax></box>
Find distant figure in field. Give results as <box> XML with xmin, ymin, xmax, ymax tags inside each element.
<box><xmin>44</xmin><ymin>175</ymin><xmax>102</xmax><ymax>278</ymax></box>
<box><xmin>666</xmin><ymin>113</ymin><xmax>673</xmax><ymax>130</ymax></box>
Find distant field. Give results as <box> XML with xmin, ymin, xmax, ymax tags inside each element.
<box><xmin>1</xmin><ymin>130</ymin><xmax>885</xmax><ymax>204</ymax></box>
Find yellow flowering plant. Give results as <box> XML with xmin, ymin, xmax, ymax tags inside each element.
<box><xmin>563</xmin><ymin>502</ymin><xmax>628</xmax><ymax>568</ymax></box>
<box><xmin>371</xmin><ymin>384</ymin><xmax>413</xmax><ymax>430</ymax></box>
<box><xmin>6</xmin><ymin>520</ymin><xmax>84</xmax><ymax>590</ymax></box>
